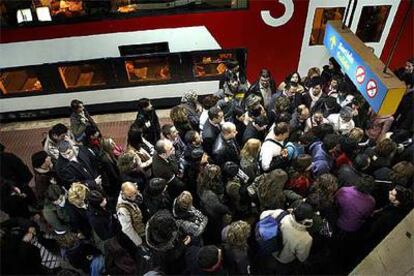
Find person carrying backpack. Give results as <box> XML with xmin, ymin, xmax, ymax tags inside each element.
<box><xmin>256</xmin><ymin>202</ymin><xmax>314</xmax><ymax>274</ymax></box>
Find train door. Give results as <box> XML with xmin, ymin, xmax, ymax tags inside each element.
<box><xmin>297</xmin><ymin>0</ymin><xmax>402</xmax><ymax>76</ymax></box>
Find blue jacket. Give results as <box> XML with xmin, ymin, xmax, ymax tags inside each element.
<box><xmin>310</xmin><ymin>141</ymin><xmax>333</xmax><ymax>177</ymax></box>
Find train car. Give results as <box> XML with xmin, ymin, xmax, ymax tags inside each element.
<box><xmin>0</xmin><ymin>0</ymin><xmax>412</xmax><ymax>120</ymax></box>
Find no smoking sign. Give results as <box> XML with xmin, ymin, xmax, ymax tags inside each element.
<box><xmin>366</xmin><ymin>79</ymin><xmax>378</xmax><ymax>98</ymax></box>
<box><xmin>356</xmin><ymin>66</ymin><xmax>366</xmax><ymax>84</ymax></box>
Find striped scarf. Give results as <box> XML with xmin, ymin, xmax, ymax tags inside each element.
<box><xmin>31</xmin><ymin>237</ymin><xmax>61</xmax><ymax>269</ymax></box>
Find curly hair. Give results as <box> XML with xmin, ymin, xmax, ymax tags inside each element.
<box><xmin>309</xmin><ymin>173</ymin><xmax>338</xmax><ymax>207</ymax></box>
<box><xmin>226</xmin><ymin>220</ymin><xmax>251</xmax><ymax>250</ymax></box>
<box><xmin>170</xmin><ymin>105</ymin><xmax>189</xmax><ymax>124</ymax></box>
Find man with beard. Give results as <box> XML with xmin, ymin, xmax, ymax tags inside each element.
<box><xmin>245</xmin><ymin>68</ymin><xmax>277</xmax><ymax>109</ymax></box>
<box><xmin>133</xmin><ymin>98</ymin><xmax>161</xmax><ymax>145</ymax></box>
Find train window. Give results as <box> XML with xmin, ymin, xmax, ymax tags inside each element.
<box><xmin>125</xmin><ymin>57</ymin><xmax>171</xmax><ymax>83</ymax></box>
<box><xmin>310</xmin><ymin>7</ymin><xmax>345</xmax><ymax>45</ymax></box>
<box><xmin>0</xmin><ymin>69</ymin><xmax>43</xmax><ymax>95</ymax></box>
<box><xmin>356</xmin><ymin>5</ymin><xmax>391</xmax><ymax>43</ymax></box>
<box><xmin>192</xmin><ymin>52</ymin><xmax>236</xmax><ymax>78</ymax></box>
<box><xmin>1</xmin><ymin>0</ymin><xmax>247</xmax><ymax>27</ymax></box>
<box><xmin>58</xmin><ymin>63</ymin><xmax>107</xmax><ymax>89</ymax></box>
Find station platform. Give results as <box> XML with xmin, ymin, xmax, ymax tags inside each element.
<box><xmin>0</xmin><ymin>110</ymin><xmax>171</xmax><ymax>171</ymax></box>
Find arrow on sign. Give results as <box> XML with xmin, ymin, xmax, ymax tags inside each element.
<box><xmin>330</xmin><ymin>36</ymin><xmax>337</xmax><ymax>49</ymax></box>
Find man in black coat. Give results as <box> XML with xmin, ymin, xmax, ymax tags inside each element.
<box><xmin>212</xmin><ymin>122</ymin><xmax>240</xmax><ymax>166</ymax></box>
<box><xmin>152</xmin><ymin>139</ymin><xmax>185</xmax><ymax>198</ymax></box>
<box><xmin>133</xmin><ymin>98</ymin><xmax>161</xmax><ymax>145</ymax></box>
<box><xmin>244</xmin><ymin>68</ymin><xmax>277</xmax><ymax>109</ymax></box>
<box><xmin>55</xmin><ymin>140</ymin><xmax>101</xmax><ymax>189</ymax></box>
<box><xmin>202</xmin><ymin>106</ymin><xmax>224</xmax><ymax>156</ymax></box>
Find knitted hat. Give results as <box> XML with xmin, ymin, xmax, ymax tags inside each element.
<box><xmin>31</xmin><ymin>151</ymin><xmax>48</xmax><ymax>169</ymax></box>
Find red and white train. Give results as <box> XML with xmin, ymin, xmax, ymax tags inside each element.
<box><xmin>0</xmin><ymin>0</ymin><xmax>412</xmax><ymax>120</ymax></box>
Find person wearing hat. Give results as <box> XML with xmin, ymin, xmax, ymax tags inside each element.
<box><xmin>327</xmin><ymin>106</ymin><xmax>355</xmax><ymax>135</ymax></box>
<box><xmin>32</xmin><ymin>150</ymin><xmax>57</xmax><ymax>206</ymax></box>
<box><xmin>259</xmin><ymin>202</ymin><xmax>314</xmax><ymax>270</ymax></box>
<box><xmin>180</xmin><ymin>90</ymin><xmax>202</xmax><ymax>131</ymax></box>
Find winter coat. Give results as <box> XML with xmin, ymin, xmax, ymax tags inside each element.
<box><xmin>172</xmin><ymin>198</ymin><xmax>208</xmax><ymax>237</ymax></box>
<box><xmin>335</xmin><ymin>186</ymin><xmax>375</xmax><ymax>232</ymax></box>
<box><xmin>42</xmin><ymin>201</ymin><xmax>71</xmax><ymax>233</ymax></box>
<box><xmin>143</xmin><ymin>191</ymin><xmax>171</xmax><ymax>217</ymax></box>
<box><xmin>199</xmin><ymin>190</ymin><xmax>230</xmax><ymax>221</ymax></box>
<box><xmin>116</xmin><ymin>194</ymin><xmax>145</xmax><ymax>246</ymax></box>
<box><xmin>260</xmin><ymin>209</ymin><xmax>313</xmax><ymax>264</ymax></box>
<box><xmin>133</xmin><ymin>108</ymin><xmax>161</xmax><ymax>145</ymax></box>
<box><xmin>55</xmin><ymin>146</ymin><xmax>99</xmax><ymax>189</ymax></box>
<box><xmin>67</xmin><ymin>203</ymin><xmax>92</xmax><ymax>238</ymax></box>
<box><xmin>87</xmin><ymin>206</ymin><xmax>118</xmax><ymax>241</ymax></box>
<box><xmin>310</xmin><ymin>141</ymin><xmax>334</xmax><ymax>177</ymax></box>
<box><xmin>152</xmin><ymin>154</ymin><xmax>185</xmax><ymax>197</ymax></box>
<box><xmin>104</xmin><ymin>235</ymin><xmax>137</xmax><ymax>275</ymax></box>
<box><xmin>0</xmin><ymin>151</ymin><xmax>33</xmax><ymax>187</ymax></box>
<box><xmin>212</xmin><ymin>134</ymin><xmax>240</xmax><ymax>166</ymax></box>
<box><xmin>202</xmin><ymin>120</ymin><xmax>221</xmax><ymax>156</ymax></box>
<box><xmin>223</xmin><ymin>244</ymin><xmax>250</xmax><ymax>275</ymax></box>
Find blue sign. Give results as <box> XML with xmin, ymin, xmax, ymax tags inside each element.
<box><xmin>323</xmin><ymin>22</ymin><xmax>387</xmax><ymax>112</ymax></box>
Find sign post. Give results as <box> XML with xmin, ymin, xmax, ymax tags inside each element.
<box><xmin>323</xmin><ymin>21</ymin><xmax>406</xmax><ymax>116</ymax></box>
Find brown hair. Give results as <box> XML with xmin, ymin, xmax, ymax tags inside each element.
<box><xmin>348</xmin><ymin>127</ymin><xmax>364</xmax><ymax>142</ymax></box>
<box><xmin>170</xmin><ymin>105</ymin><xmax>189</xmax><ymax>124</ymax></box>
<box><xmin>306</xmin><ymin>67</ymin><xmax>321</xmax><ymax>79</ymax></box>
<box><xmin>375</xmin><ymin>138</ymin><xmax>396</xmax><ymax>157</ymax></box>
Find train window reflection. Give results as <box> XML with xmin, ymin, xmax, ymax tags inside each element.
<box><xmin>0</xmin><ymin>69</ymin><xmax>42</xmax><ymax>95</ymax></box>
<box><xmin>58</xmin><ymin>63</ymin><xmax>107</xmax><ymax>89</ymax></box>
<box><xmin>310</xmin><ymin>7</ymin><xmax>345</xmax><ymax>45</ymax></box>
<box><xmin>356</xmin><ymin>5</ymin><xmax>391</xmax><ymax>43</ymax></box>
<box><xmin>193</xmin><ymin>53</ymin><xmax>236</xmax><ymax>78</ymax></box>
<box><xmin>125</xmin><ymin>57</ymin><xmax>171</xmax><ymax>83</ymax></box>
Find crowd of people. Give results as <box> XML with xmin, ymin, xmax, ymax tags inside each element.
<box><xmin>1</xmin><ymin>57</ymin><xmax>413</xmax><ymax>275</ymax></box>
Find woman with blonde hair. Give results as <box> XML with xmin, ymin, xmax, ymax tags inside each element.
<box><xmin>222</xmin><ymin>220</ymin><xmax>251</xmax><ymax>274</ymax></box>
<box><xmin>240</xmin><ymin>138</ymin><xmax>261</xmax><ymax>180</ymax></box>
<box><xmin>67</xmin><ymin>182</ymin><xmax>92</xmax><ymax>237</ymax></box>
